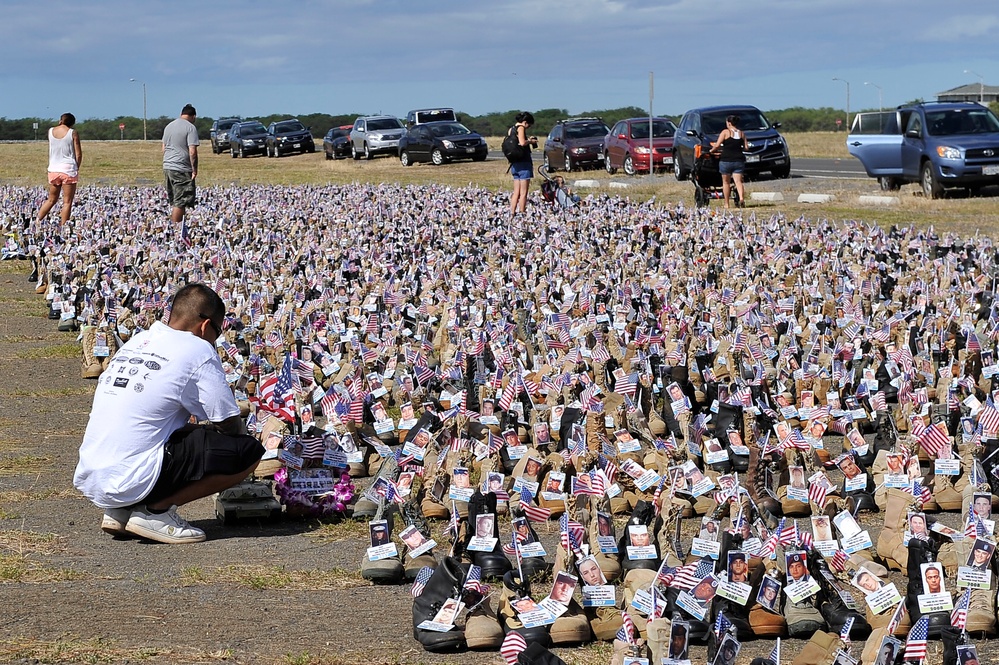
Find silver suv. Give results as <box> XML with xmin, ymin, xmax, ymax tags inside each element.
<box><xmin>349</xmin><ymin>115</ymin><xmax>406</xmax><ymax>160</ymax></box>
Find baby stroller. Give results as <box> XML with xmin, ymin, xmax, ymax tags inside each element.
<box><xmin>692</xmin><ymin>144</ymin><xmax>739</xmax><ymax>208</ymax></box>
<box><xmin>538</xmin><ymin>164</ymin><xmax>578</xmax><ymax>210</ymax></box>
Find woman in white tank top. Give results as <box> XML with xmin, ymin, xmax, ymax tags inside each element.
<box><xmin>37</xmin><ymin>112</ymin><xmax>84</xmax><ymax>225</ymax></box>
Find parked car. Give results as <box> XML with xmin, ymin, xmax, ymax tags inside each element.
<box><xmin>265</xmin><ymin>119</ymin><xmax>315</xmax><ymax>157</ymax></box>
<box><xmin>543</xmin><ymin>117</ymin><xmax>611</xmax><ymax>172</ymax></box>
<box><xmin>349</xmin><ymin>116</ymin><xmax>406</xmax><ymax>160</ymax></box>
<box><xmin>603</xmin><ymin>117</ymin><xmax>677</xmax><ymax>175</ymax></box>
<box><xmin>323</xmin><ymin>125</ymin><xmax>354</xmax><ymax>160</ymax></box>
<box><xmin>406</xmin><ymin>108</ymin><xmax>457</xmax><ymax>126</ymax></box>
<box><xmin>210</xmin><ymin>117</ymin><xmax>240</xmax><ymax>154</ymax></box>
<box><xmin>228</xmin><ymin>121</ymin><xmax>269</xmax><ymax>158</ymax></box>
<box><xmin>847</xmin><ymin>102</ymin><xmax>999</xmax><ymax>198</ymax></box>
<box><xmin>398</xmin><ymin>121</ymin><xmax>488</xmax><ymax>166</ymax></box>
<box><xmin>672</xmin><ymin>105</ymin><xmax>790</xmax><ymax>181</ymax></box>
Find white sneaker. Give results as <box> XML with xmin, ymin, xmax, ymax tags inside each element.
<box><xmin>101</xmin><ymin>507</ymin><xmax>132</xmax><ymax>536</ymax></box>
<box><xmin>125</xmin><ymin>505</ymin><xmax>206</xmax><ymax>544</ymax></box>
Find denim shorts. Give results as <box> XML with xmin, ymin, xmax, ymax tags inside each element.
<box><xmin>718</xmin><ymin>160</ymin><xmax>745</xmax><ymax>175</ymax></box>
<box><xmin>510</xmin><ymin>161</ymin><xmax>533</xmax><ymax>181</ymax></box>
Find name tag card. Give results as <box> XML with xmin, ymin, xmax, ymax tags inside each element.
<box><xmin>606</xmin><ymin>483</ymin><xmax>622</xmax><ymax>499</ymax></box>
<box><xmin>416</xmin><ymin>620</ymin><xmax>456</xmax><ymax>633</ymax></box>
<box><xmin>373</xmin><ymin>419</ymin><xmax>394</xmax><ymax>434</ymax></box>
<box><xmin>842</xmin><ymin>530</ymin><xmax>873</xmax><ymax>554</ymax></box>
<box><xmin>519</xmin><ymin>608</ymin><xmax>556</xmax><ymax>628</ymax></box>
<box><xmin>582</xmin><ymin>585</ymin><xmax>617</xmax><ymax>607</ymax></box>
<box><xmin>691</xmin><ymin>477</ymin><xmax>716</xmax><ymax>498</ymax></box>
<box><xmin>957</xmin><ymin>566</ymin><xmax>993</xmax><ymax>589</ymax></box>
<box><xmin>467</xmin><ymin>536</ymin><xmax>498</xmax><ymax>552</ymax></box>
<box><xmin>519</xmin><ymin>542</ymin><xmax>547</xmax><ymax>558</ymax></box>
<box><xmin>507</xmin><ymin>445</ymin><xmax>527</xmax><ymax>460</ymax></box>
<box><xmin>598</xmin><ymin>536</ymin><xmax>619</xmax><ymax>554</ymax></box>
<box><xmin>885</xmin><ymin>474</ymin><xmax>910</xmax><ymax>489</ymax></box>
<box><xmin>691</xmin><ymin>538</ymin><xmax>721</xmax><ymax>559</ymax></box>
<box><xmin>627</xmin><ymin>545</ymin><xmax>659</xmax><ymax>560</ymax></box>
<box><xmin>676</xmin><ymin>591</ymin><xmax>708</xmax><ymax>620</ymax></box>
<box><xmin>917</xmin><ymin>592</ymin><xmax>954</xmax><ymax>614</ymax></box>
<box><xmin>539</xmin><ymin>598</ymin><xmax>569</xmax><ymax>618</ymax></box>
<box><xmin>845</xmin><ymin>474</ymin><xmax>868</xmax><ymax>493</ymax></box>
<box><xmin>866</xmin><ymin>583</ymin><xmax>903</xmax><ymax>614</ymax></box>
<box><xmin>934</xmin><ymin>458</ymin><xmax>961</xmax><ymax>475</ymax></box>
<box><xmin>449</xmin><ymin>486</ymin><xmax>474</xmax><ymax>502</ymax></box>
<box><xmin>409</xmin><ymin>539</ymin><xmax>437</xmax><ymax>558</ymax></box>
<box><xmin>630</xmin><ymin>588</ymin><xmax>656</xmax><ymax>615</ymax></box>
<box><xmin>705</xmin><ymin>449</ymin><xmax>729</xmax><ymax>465</ymax></box>
<box><xmin>635</xmin><ymin>470</ymin><xmax>662</xmax><ymax>491</ymax></box>
<box><xmin>479</xmin><ymin>415</ymin><xmax>501</xmax><ymax>426</ymax></box>
<box><xmin>366</xmin><ymin>543</ymin><xmax>399</xmax><ymax>561</ymax></box>
<box><xmin>787</xmin><ymin>487</ymin><xmax>808</xmax><ymax>503</ymax></box>
<box><xmin>717</xmin><ymin>580</ymin><xmax>753</xmax><ymax>605</ymax></box>
<box><xmin>402</xmin><ymin>441</ymin><xmax>426</xmax><ymax>461</ymax></box>
<box><xmin>815</xmin><ymin>539</ymin><xmax>840</xmax><ymax>556</ymax></box>
<box><xmin>617</xmin><ymin>438</ymin><xmax>642</xmax><ymax>454</ymax></box>
<box><xmin>785</xmin><ymin>578</ymin><xmax>822</xmax><ymax>603</ymax></box>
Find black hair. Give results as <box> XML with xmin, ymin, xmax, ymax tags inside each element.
<box><xmin>170</xmin><ymin>283</ymin><xmax>225</xmax><ymax>326</ymax></box>
<box><xmin>726</xmin><ymin>114</ymin><xmax>740</xmax><ymax>128</ymax></box>
<box><xmin>59</xmin><ymin>113</ymin><xmax>76</xmax><ymax>127</ymax></box>
<box><xmin>515</xmin><ymin>111</ymin><xmax>535</xmax><ymax>125</ymax></box>
<box><xmin>182</xmin><ymin>103</ymin><xmax>197</xmax><ymax>116</ymax></box>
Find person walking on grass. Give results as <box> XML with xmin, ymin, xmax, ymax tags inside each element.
<box><xmin>162</xmin><ymin>104</ymin><xmax>200</xmax><ymax>232</ymax></box>
<box><xmin>36</xmin><ymin>113</ymin><xmax>83</xmax><ymax>226</ymax></box>
<box><xmin>74</xmin><ymin>283</ymin><xmax>262</xmax><ymax>544</ymax></box>
<box><xmin>508</xmin><ymin>111</ymin><xmax>538</xmax><ymax>215</ymax></box>
<box><xmin>710</xmin><ymin>114</ymin><xmax>748</xmax><ymax>210</ymax></box>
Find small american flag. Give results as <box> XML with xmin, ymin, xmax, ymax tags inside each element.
<box><xmin>902</xmin><ymin>616</ymin><xmax>928</xmax><ymax>661</ymax></box>
<box><xmin>715</xmin><ymin>611</ymin><xmax>732</xmax><ymax>638</ymax></box>
<box><xmin>410</xmin><ymin>566</ymin><xmax>434</xmax><ymax>597</ymax></box>
<box><xmin>886</xmin><ymin>600</ymin><xmax>906</xmax><ymax>635</ymax></box>
<box><xmin>831</xmin><ymin>550</ymin><xmax>849</xmax><ymax>572</ymax></box>
<box><xmin>522</xmin><ymin>502</ymin><xmax>551</xmax><ymax>524</ymax></box>
<box><xmin>500</xmin><ymin>631</ymin><xmax>527</xmax><ymax>665</ymax></box>
<box><xmin>808</xmin><ymin>483</ymin><xmax>829</xmax><ymax>510</ymax></box>
<box><xmin>917</xmin><ymin>422</ymin><xmax>951</xmax><ymax>458</ymax></box>
<box><xmin>616</xmin><ymin>610</ymin><xmax>636</xmax><ymax>644</ymax></box>
<box><xmin>778</xmin><ymin>519</ymin><xmax>798</xmax><ymax>546</ymax></box>
<box><xmin>559</xmin><ymin>513</ymin><xmax>584</xmax><ymax>554</ymax></box>
<box><xmin>839</xmin><ymin>616</ymin><xmax>854</xmax><ymax>643</ymax></box>
<box><xmin>768</xmin><ymin>638</ymin><xmax>780</xmax><ymax>665</ymax></box>
<box><xmin>463</xmin><ymin>565</ymin><xmax>489</xmax><ymax>595</ymax></box>
<box><xmin>951</xmin><ymin>588</ymin><xmax>970</xmax><ymax>630</ymax></box>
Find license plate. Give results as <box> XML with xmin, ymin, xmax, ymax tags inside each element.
<box><xmin>984</xmin><ymin>165</ymin><xmax>999</xmax><ymax>176</ymax></box>
<box><xmin>746</xmin><ymin>155</ymin><xmax>760</xmax><ymax>163</ymax></box>
<box><xmin>293</xmin><ymin>143</ymin><xmax>301</xmax><ymax>148</ymax></box>
<box><xmin>663</xmin><ymin>157</ymin><xmax>673</xmax><ymax>164</ymax></box>
<box><xmin>466</xmin><ymin>147</ymin><xmax>475</xmax><ymax>153</ymax></box>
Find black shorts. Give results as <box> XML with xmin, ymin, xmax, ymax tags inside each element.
<box><xmin>143</xmin><ymin>427</ymin><xmax>263</xmax><ymax>506</ymax></box>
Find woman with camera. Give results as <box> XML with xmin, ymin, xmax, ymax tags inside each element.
<box><xmin>508</xmin><ymin>111</ymin><xmax>537</xmax><ymax>215</ymax></box>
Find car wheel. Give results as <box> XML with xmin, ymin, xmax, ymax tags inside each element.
<box><xmin>543</xmin><ymin>153</ymin><xmax>552</xmax><ymax>172</ymax></box>
<box><xmin>211</xmin><ymin>141</ymin><xmax>218</xmax><ymax>155</ymax></box>
<box><xmin>564</xmin><ymin>154</ymin><xmax>573</xmax><ymax>172</ymax></box>
<box><xmin>472</xmin><ymin>153</ymin><xmax>487</xmax><ymax>162</ymax></box>
<box><xmin>604</xmin><ymin>154</ymin><xmax>617</xmax><ymax>175</ymax></box>
<box><xmin>351</xmin><ymin>144</ymin><xmax>360</xmax><ymax>160</ymax></box>
<box><xmin>673</xmin><ymin>152</ymin><xmax>689</xmax><ymax>181</ymax></box>
<box><xmin>773</xmin><ymin>164</ymin><xmax>791</xmax><ymax>179</ymax></box>
<box><xmin>623</xmin><ymin>154</ymin><xmax>636</xmax><ymax>176</ymax></box>
<box><xmin>307</xmin><ymin>145</ymin><xmax>315</xmax><ymax>154</ymax></box>
<box><xmin>878</xmin><ymin>176</ymin><xmax>900</xmax><ymax>191</ymax></box>
<box><xmin>363</xmin><ymin>143</ymin><xmax>372</xmax><ymax>160</ymax></box>
<box><xmin>431</xmin><ymin>149</ymin><xmax>446</xmax><ymax>166</ymax></box>
<box><xmin>921</xmin><ymin>161</ymin><xmax>943</xmax><ymax>199</ymax></box>
<box><xmin>230</xmin><ymin>146</ymin><xmax>237</xmax><ymax>158</ymax></box>
<box><xmin>400</xmin><ymin>150</ymin><xmax>412</xmax><ymax>167</ymax></box>
<box><xmin>325</xmin><ymin>149</ymin><xmax>332</xmax><ymax>161</ymax></box>
<box><xmin>267</xmin><ymin>145</ymin><xmax>274</xmax><ymax>158</ymax></box>
<box><xmin>239</xmin><ymin>145</ymin><xmax>246</xmax><ymax>158</ymax></box>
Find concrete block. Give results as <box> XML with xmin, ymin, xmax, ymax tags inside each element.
<box><xmin>797</xmin><ymin>193</ymin><xmax>835</xmax><ymax>203</ymax></box>
<box><xmin>573</xmin><ymin>179</ymin><xmax>600</xmax><ymax>188</ymax></box>
<box><xmin>749</xmin><ymin>192</ymin><xmax>784</xmax><ymax>202</ymax></box>
<box><xmin>608</xmin><ymin>181</ymin><xmax>630</xmax><ymax>189</ymax></box>
<box><xmin>858</xmin><ymin>195</ymin><xmax>900</xmax><ymax>206</ymax></box>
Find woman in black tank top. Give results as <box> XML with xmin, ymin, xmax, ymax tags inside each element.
<box><xmin>710</xmin><ymin>115</ymin><xmax>748</xmax><ymax>209</ymax></box>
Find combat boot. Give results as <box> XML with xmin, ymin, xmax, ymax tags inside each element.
<box><xmin>875</xmin><ymin>488</ymin><xmax>915</xmax><ymax>571</ymax></box>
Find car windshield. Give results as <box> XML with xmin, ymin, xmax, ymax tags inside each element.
<box><xmin>630</xmin><ymin>120</ymin><xmax>676</xmax><ymax>140</ymax></box>
<box><xmin>565</xmin><ymin>122</ymin><xmax>609</xmax><ymax>139</ymax></box>
<box><xmin>276</xmin><ymin>121</ymin><xmax>305</xmax><ymax>133</ymax></box>
<box><xmin>218</xmin><ymin>120</ymin><xmax>237</xmax><ymax>130</ymax></box>
<box><xmin>702</xmin><ymin>110</ymin><xmax>771</xmax><ymax>134</ymax></box>
<box><xmin>241</xmin><ymin>123</ymin><xmax>267</xmax><ymax>134</ymax></box>
<box><xmin>429</xmin><ymin>123</ymin><xmax>471</xmax><ymax>137</ymax></box>
<box><xmin>367</xmin><ymin>118</ymin><xmax>403</xmax><ymax>131</ymax></box>
<box><xmin>332</xmin><ymin>129</ymin><xmax>349</xmax><ymax>138</ymax></box>
<box><xmin>925</xmin><ymin>109</ymin><xmax>999</xmax><ymax>135</ymax></box>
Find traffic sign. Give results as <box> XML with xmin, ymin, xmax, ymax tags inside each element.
<box><xmin>119</xmin><ymin>123</ymin><xmax>126</xmax><ymax>130</ymax></box>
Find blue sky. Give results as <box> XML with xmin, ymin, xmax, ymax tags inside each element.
<box><xmin>2</xmin><ymin>0</ymin><xmax>996</xmax><ymax>123</ymax></box>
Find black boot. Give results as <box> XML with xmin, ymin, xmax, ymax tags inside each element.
<box><xmin>411</xmin><ymin>556</ymin><xmax>467</xmax><ymax>652</ymax></box>
<box><xmin>940</xmin><ymin>626</ymin><xmax>968</xmax><ymax>665</ymax></box>
<box><xmin>619</xmin><ymin>500</ymin><xmax>660</xmax><ymax>572</ymax></box>
<box><xmin>464</xmin><ymin>490</ymin><xmax>512</xmax><ymax>580</ymax></box>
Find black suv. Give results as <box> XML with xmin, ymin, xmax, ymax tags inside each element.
<box><xmin>672</xmin><ymin>105</ymin><xmax>790</xmax><ymax>180</ymax></box>
<box><xmin>228</xmin><ymin>121</ymin><xmax>269</xmax><ymax>158</ymax></box>
<box><xmin>265</xmin><ymin>119</ymin><xmax>316</xmax><ymax>158</ymax></box>
<box><xmin>543</xmin><ymin>117</ymin><xmax>611</xmax><ymax>172</ymax></box>
<box><xmin>210</xmin><ymin>117</ymin><xmax>240</xmax><ymax>154</ymax></box>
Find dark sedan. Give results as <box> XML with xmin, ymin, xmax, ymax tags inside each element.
<box><xmin>398</xmin><ymin>121</ymin><xmax>488</xmax><ymax>166</ymax></box>
<box><xmin>266</xmin><ymin>119</ymin><xmax>315</xmax><ymax>157</ymax></box>
<box><xmin>323</xmin><ymin>125</ymin><xmax>354</xmax><ymax>160</ymax></box>
<box><xmin>228</xmin><ymin>121</ymin><xmax>269</xmax><ymax>158</ymax></box>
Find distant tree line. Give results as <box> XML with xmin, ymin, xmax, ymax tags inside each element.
<box><xmin>4</xmin><ymin>103</ymin><xmax>998</xmax><ymax>140</ymax></box>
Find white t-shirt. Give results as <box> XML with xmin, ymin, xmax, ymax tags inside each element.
<box><xmin>74</xmin><ymin>321</ymin><xmax>239</xmax><ymax>508</ymax></box>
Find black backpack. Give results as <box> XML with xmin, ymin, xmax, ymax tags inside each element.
<box><xmin>502</xmin><ymin>126</ymin><xmax>527</xmax><ymax>162</ymax></box>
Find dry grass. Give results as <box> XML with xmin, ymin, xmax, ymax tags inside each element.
<box><xmin>0</xmin><ymin>637</ymin><xmax>238</xmax><ymax>664</ymax></box>
<box><xmin>0</xmin><ymin>488</ymin><xmax>81</xmax><ymax>503</ymax></box>
<box><xmin>0</xmin><ymin>454</ymin><xmax>54</xmax><ymax>476</ymax></box>
<box><xmin>179</xmin><ymin>564</ymin><xmax>370</xmax><ymax>591</ymax></box>
<box><xmin>9</xmin><ymin>342</ymin><xmax>80</xmax><ymax>360</ymax></box>
<box><xmin>0</xmin><ymin>386</ymin><xmax>93</xmax><ymax>398</ymax></box>
<box><xmin>0</xmin><ymin>528</ymin><xmax>70</xmax><ymax>556</ymax></box>
<box><xmin>303</xmin><ymin>518</ymin><xmax>371</xmax><ymax>543</ymax></box>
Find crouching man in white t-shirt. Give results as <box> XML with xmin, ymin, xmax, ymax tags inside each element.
<box><xmin>74</xmin><ymin>283</ymin><xmax>263</xmax><ymax>544</ymax></box>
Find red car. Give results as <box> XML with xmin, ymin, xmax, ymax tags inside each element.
<box><xmin>603</xmin><ymin>117</ymin><xmax>677</xmax><ymax>175</ymax></box>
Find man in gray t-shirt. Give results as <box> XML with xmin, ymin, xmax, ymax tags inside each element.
<box><xmin>162</xmin><ymin>104</ymin><xmax>200</xmax><ymax>228</ymax></box>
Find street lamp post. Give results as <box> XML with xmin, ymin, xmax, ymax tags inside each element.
<box><xmin>129</xmin><ymin>78</ymin><xmax>147</xmax><ymax>141</ymax></box>
<box><xmin>964</xmin><ymin>69</ymin><xmax>985</xmax><ymax>104</ymax></box>
<box><xmin>865</xmin><ymin>81</ymin><xmax>883</xmax><ymax>114</ymax></box>
<box><xmin>833</xmin><ymin>77</ymin><xmax>851</xmax><ymax>131</ymax></box>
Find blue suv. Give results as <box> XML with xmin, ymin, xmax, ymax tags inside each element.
<box><xmin>848</xmin><ymin>102</ymin><xmax>999</xmax><ymax>198</ymax></box>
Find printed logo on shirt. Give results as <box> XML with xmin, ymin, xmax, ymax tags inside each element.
<box><xmin>113</xmin><ymin>377</ymin><xmax>129</xmax><ymax>388</ymax></box>
<box><xmin>133</xmin><ymin>383</ymin><xmax>144</xmax><ymax>393</ymax></box>
<box><xmin>129</xmin><ymin>357</ymin><xmax>145</xmax><ymax>365</ymax></box>
<box><xmin>144</xmin><ymin>361</ymin><xmax>162</xmax><ymax>370</ymax></box>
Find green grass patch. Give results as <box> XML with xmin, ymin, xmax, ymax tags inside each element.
<box><xmin>11</xmin><ymin>343</ymin><xmax>80</xmax><ymax>360</ymax></box>
<box><xmin>303</xmin><ymin>519</ymin><xmax>370</xmax><ymax>542</ymax></box>
<box><xmin>0</xmin><ymin>637</ymin><xmax>168</xmax><ymax>664</ymax></box>
<box><xmin>0</xmin><ymin>454</ymin><xmax>54</xmax><ymax>476</ymax></box>
<box><xmin>180</xmin><ymin>564</ymin><xmax>370</xmax><ymax>591</ymax></box>
<box><xmin>0</xmin><ymin>386</ymin><xmax>93</xmax><ymax>398</ymax></box>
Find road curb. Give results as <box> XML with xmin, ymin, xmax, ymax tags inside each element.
<box><xmin>750</xmin><ymin>192</ymin><xmax>784</xmax><ymax>202</ymax></box>
<box><xmin>858</xmin><ymin>195</ymin><xmax>900</xmax><ymax>205</ymax></box>
<box><xmin>797</xmin><ymin>193</ymin><xmax>835</xmax><ymax>203</ymax></box>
